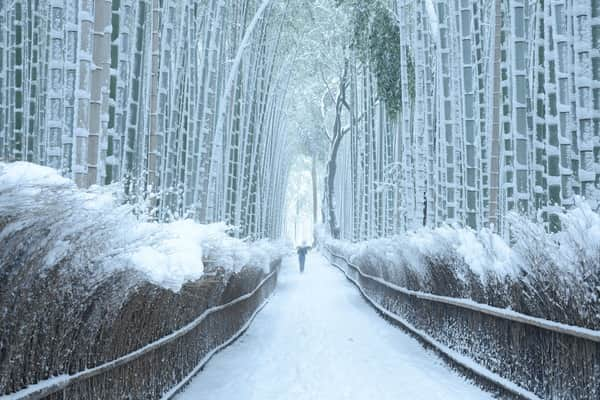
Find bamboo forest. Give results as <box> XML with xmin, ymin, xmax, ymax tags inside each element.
<box><xmin>1</xmin><ymin>1</ymin><xmax>600</xmax><ymax>399</ymax></box>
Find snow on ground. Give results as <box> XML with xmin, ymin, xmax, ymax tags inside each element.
<box><xmin>0</xmin><ymin>162</ymin><xmax>289</xmax><ymax>291</ymax></box>
<box><xmin>175</xmin><ymin>252</ymin><xmax>492</xmax><ymax>400</ymax></box>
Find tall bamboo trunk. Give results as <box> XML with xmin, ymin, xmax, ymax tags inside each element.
<box><xmin>311</xmin><ymin>153</ymin><xmax>318</xmax><ymax>224</ymax></box>
<box><xmin>147</xmin><ymin>0</ymin><xmax>161</xmax><ymax>202</ymax></box>
<box><xmin>488</xmin><ymin>0</ymin><xmax>502</xmax><ymax>231</ymax></box>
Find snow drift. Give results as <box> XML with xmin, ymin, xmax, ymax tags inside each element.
<box><xmin>319</xmin><ymin>207</ymin><xmax>600</xmax><ymax>330</ymax></box>
<box><xmin>0</xmin><ymin>162</ymin><xmax>288</xmax><ymax>291</ymax></box>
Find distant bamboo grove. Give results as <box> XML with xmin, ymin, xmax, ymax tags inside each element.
<box><xmin>0</xmin><ymin>0</ymin><xmax>289</xmax><ymax>239</ymax></box>
<box><xmin>330</xmin><ymin>0</ymin><xmax>600</xmax><ymax>240</ymax></box>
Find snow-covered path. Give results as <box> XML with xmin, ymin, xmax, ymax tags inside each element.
<box><xmin>175</xmin><ymin>252</ymin><xmax>493</xmax><ymax>400</ymax></box>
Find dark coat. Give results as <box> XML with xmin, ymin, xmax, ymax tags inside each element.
<box><xmin>297</xmin><ymin>246</ymin><xmax>310</xmax><ymax>259</ymax></box>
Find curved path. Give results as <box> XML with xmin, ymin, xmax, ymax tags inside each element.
<box><xmin>176</xmin><ymin>252</ymin><xmax>492</xmax><ymax>400</ymax></box>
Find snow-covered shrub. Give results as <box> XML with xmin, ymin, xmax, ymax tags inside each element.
<box><xmin>0</xmin><ymin>162</ymin><xmax>289</xmax><ymax>289</ymax></box>
<box><xmin>320</xmin><ymin>205</ymin><xmax>600</xmax><ymax>330</ymax></box>
<box><xmin>0</xmin><ymin>162</ymin><xmax>289</xmax><ymax>394</ymax></box>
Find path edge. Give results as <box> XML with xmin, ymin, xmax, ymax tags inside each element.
<box><xmin>323</xmin><ymin>251</ymin><xmax>538</xmax><ymax>400</ymax></box>
<box><xmin>161</xmin><ymin>289</ymin><xmax>276</xmax><ymax>399</ymax></box>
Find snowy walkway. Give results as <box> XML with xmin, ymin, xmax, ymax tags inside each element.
<box><xmin>175</xmin><ymin>252</ymin><xmax>493</xmax><ymax>400</ymax></box>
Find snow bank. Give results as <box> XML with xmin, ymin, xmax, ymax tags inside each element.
<box><xmin>318</xmin><ymin>203</ymin><xmax>600</xmax><ymax>330</ymax></box>
<box><xmin>0</xmin><ymin>161</ymin><xmax>73</xmax><ymax>187</ymax></box>
<box><xmin>319</xmin><ymin>224</ymin><xmax>514</xmax><ymax>284</ymax></box>
<box><xmin>0</xmin><ymin>162</ymin><xmax>289</xmax><ymax>292</ymax></box>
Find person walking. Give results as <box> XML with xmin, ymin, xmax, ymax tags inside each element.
<box><xmin>297</xmin><ymin>241</ymin><xmax>311</xmax><ymax>273</ymax></box>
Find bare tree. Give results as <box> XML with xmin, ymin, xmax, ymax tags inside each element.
<box><xmin>324</xmin><ymin>59</ymin><xmax>351</xmax><ymax>238</ymax></box>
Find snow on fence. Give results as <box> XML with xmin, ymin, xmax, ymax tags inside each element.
<box><xmin>324</xmin><ymin>247</ymin><xmax>600</xmax><ymax>400</ymax></box>
<box><xmin>1</xmin><ymin>261</ymin><xmax>280</xmax><ymax>400</ymax></box>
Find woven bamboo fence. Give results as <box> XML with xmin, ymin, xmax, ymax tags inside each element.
<box><xmin>3</xmin><ymin>261</ymin><xmax>280</xmax><ymax>400</ymax></box>
<box><xmin>324</xmin><ymin>247</ymin><xmax>599</xmax><ymax>400</ymax></box>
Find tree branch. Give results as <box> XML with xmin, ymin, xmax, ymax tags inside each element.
<box><xmin>320</xmin><ymin>90</ymin><xmax>333</xmax><ymax>143</ymax></box>
<box><xmin>319</xmin><ymin>66</ymin><xmax>337</xmax><ymax>106</ymax></box>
